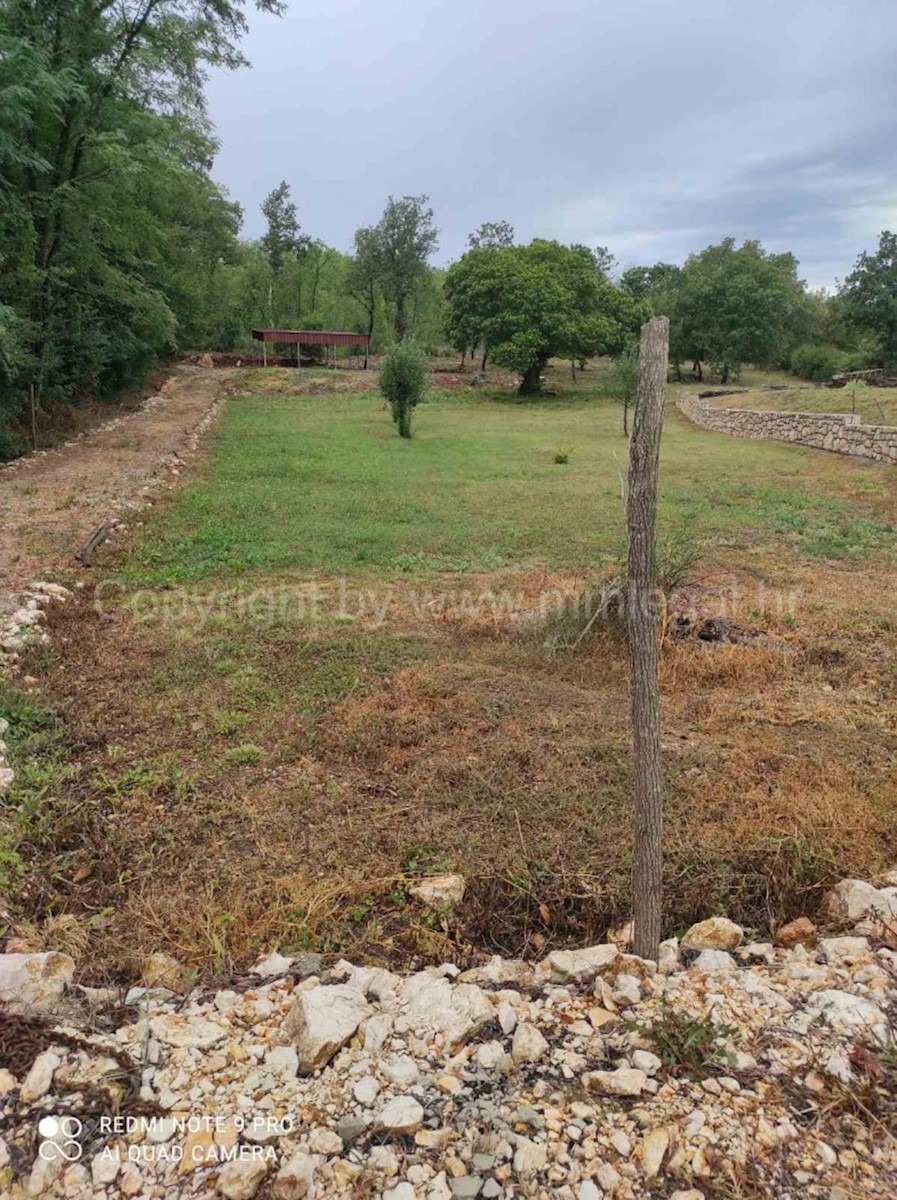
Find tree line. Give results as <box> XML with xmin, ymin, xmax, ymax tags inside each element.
<box><xmin>2</xmin><ymin>0</ymin><xmax>897</xmax><ymax>453</ymax></box>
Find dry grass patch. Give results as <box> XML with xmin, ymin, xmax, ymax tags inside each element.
<box><xmin>4</xmin><ymin>555</ymin><xmax>896</xmax><ymax>982</ymax></box>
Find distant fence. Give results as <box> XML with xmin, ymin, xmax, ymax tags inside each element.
<box><xmin>676</xmin><ymin>393</ymin><xmax>897</xmax><ymax>464</ymax></box>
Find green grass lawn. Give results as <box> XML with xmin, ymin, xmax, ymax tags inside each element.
<box><xmin>129</xmin><ymin>374</ymin><xmax>896</xmax><ymax>585</ymax></box>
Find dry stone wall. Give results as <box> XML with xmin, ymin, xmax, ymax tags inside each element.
<box><xmin>676</xmin><ymin>392</ymin><xmax>897</xmax><ymax>463</ymax></box>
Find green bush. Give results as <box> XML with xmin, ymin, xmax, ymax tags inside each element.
<box><xmin>378</xmin><ymin>341</ymin><xmax>427</xmax><ymax>438</ymax></box>
<box><xmin>790</xmin><ymin>343</ymin><xmax>848</xmax><ymax>383</ymax></box>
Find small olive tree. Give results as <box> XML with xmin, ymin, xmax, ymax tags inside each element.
<box><xmin>379</xmin><ymin>341</ymin><xmax>427</xmax><ymax>438</ymax></box>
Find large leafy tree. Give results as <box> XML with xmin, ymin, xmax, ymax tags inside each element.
<box><xmin>839</xmin><ymin>231</ymin><xmax>897</xmax><ymax>369</ymax></box>
<box><xmin>261</xmin><ymin>181</ymin><xmax>305</xmax><ymax>276</ymax></box>
<box><xmin>347</xmin><ymin>226</ymin><xmax>379</xmax><ymax>360</ymax></box>
<box><xmin>467</xmin><ymin>220</ymin><xmax>514</xmax><ymax>250</ymax></box>
<box><xmin>0</xmin><ymin>0</ymin><xmax>280</xmax><ymax>452</ymax></box>
<box><xmin>675</xmin><ymin>239</ymin><xmax>805</xmax><ymax>382</ymax></box>
<box><xmin>369</xmin><ymin>194</ymin><xmax>439</xmax><ymax>341</ymax></box>
<box><xmin>445</xmin><ymin>240</ymin><xmax>645</xmax><ymax>395</ymax></box>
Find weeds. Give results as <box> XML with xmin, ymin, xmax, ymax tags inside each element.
<box><xmin>627</xmin><ymin>998</ymin><xmax>738</xmax><ymax>1078</ymax></box>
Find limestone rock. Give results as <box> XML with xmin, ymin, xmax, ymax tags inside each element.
<box><xmin>775</xmin><ymin>917</ymin><xmax>817</xmax><ymax>948</ymax></box>
<box><xmin>631</xmin><ymin>1049</ymin><xmax>662</xmax><ymax>1076</ymax></box>
<box><xmin>820</xmin><ymin>936</ymin><xmax>871</xmax><ymax>962</ymax></box>
<box><xmin>460</xmin><ymin>956</ymin><xmax>531</xmax><ymax>986</ymax></box>
<box><xmin>513</xmin><ymin>1136</ymin><xmax>547</xmax><ymax>1173</ymax></box>
<box><xmin>511</xmin><ymin>1022</ymin><xmax>549</xmax><ymax>1064</ymax></box>
<box><xmin>584</xmin><ymin>1067</ymin><xmax>647</xmax><ymax>1096</ymax></box>
<box><xmin>396</xmin><ymin>972</ymin><xmax>492</xmax><ymax>1048</ymax></box>
<box><xmin>381</xmin><ymin>1054</ymin><xmax>419</xmax><ymax>1086</ymax></box>
<box><xmin>641</xmin><ymin>1126</ymin><xmax>669</xmax><ymax>1177</ymax></box>
<box><xmin>150</xmin><ymin>1014</ymin><xmax>227</xmax><ymax>1049</ymax></box>
<box><xmin>681</xmin><ymin>917</ymin><xmax>743</xmax><ymax>951</ymax></box>
<box><xmin>282</xmin><ymin>984</ymin><xmax>372</xmax><ymax>1071</ymax></box>
<box><xmin>216</xmin><ymin>1155</ymin><xmax>270</xmax><ymax>1199</ymax></box>
<box><xmin>0</xmin><ymin>951</ymin><xmax>74</xmax><ymax>1010</ymax></box>
<box><xmin>273</xmin><ymin>1152</ymin><xmax>316</xmax><ymax>1199</ymax></box>
<box><xmin>353</xmin><ymin>1075</ymin><xmax>380</xmax><ymax>1105</ymax></box>
<box><xmin>693</xmin><ymin>949</ymin><xmax>735</xmax><ymax>972</ymax></box>
<box><xmin>822</xmin><ymin>879</ymin><xmax>897</xmax><ymax>926</ymax></box>
<box><xmin>142</xmin><ymin>952</ymin><xmax>186</xmax><ymax>992</ymax></box>
<box><xmin>538</xmin><ymin>943</ymin><xmax>620</xmax><ymax>984</ymax></box>
<box><xmin>805</xmin><ymin>989</ymin><xmax>888</xmax><ymax>1037</ymax></box>
<box><xmin>21</xmin><ymin>1050</ymin><xmax>61</xmax><ymax>1102</ymax></box>
<box><xmin>251</xmin><ymin>951</ymin><xmax>294</xmax><ymax>979</ymax></box>
<box><xmin>377</xmin><ymin>1095</ymin><xmax>424</xmax><ymax>1135</ymax></box>
<box><xmin>410</xmin><ymin>874</ymin><xmax>466</xmax><ymax>907</ymax></box>
<box><xmin>658</xmin><ymin>937</ymin><xmax>680</xmax><ymax>974</ymax></box>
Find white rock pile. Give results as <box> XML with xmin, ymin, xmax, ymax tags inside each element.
<box><xmin>0</xmin><ymin>581</ymin><xmax>73</xmax><ymax>674</ymax></box>
<box><xmin>2</xmin><ymin>875</ymin><xmax>897</xmax><ymax>1198</ymax></box>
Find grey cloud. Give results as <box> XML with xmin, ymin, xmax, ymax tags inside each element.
<box><xmin>206</xmin><ymin>0</ymin><xmax>897</xmax><ymax>286</ymax></box>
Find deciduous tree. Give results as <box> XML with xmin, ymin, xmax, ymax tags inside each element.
<box><xmin>369</xmin><ymin>195</ymin><xmax>439</xmax><ymax>341</ymax></box>
<box><xmin>675</xmin><ymin>239</ymin><xmax>804</xmax><ymax>382</ymax></box>
<box><xmin>839</xmin><ymin>231</ymin><xmax>897</xmax><ymax>369</ymax></box>
<box><xmin>445</xmin><ymin>240</ymin><xmax>645</xmax><ymax>396</ymax></box>
<box><xmin>467</xmin><ymin>220</ymin><xmax>514</xmax><ymax>250</ymax></box>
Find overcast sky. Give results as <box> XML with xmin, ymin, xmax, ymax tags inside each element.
<box><xmin>206</xmin><ymin>0</ymin><xmax>897</xmax><ymax>290</ymax></box>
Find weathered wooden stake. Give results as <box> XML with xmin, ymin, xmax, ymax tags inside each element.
<box><xmin>626</xmin><ymin>315</ymin><xmax>669</xmax><ymax>962</ymax></box>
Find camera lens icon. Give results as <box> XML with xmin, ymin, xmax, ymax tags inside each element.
<box><xmin>38</xmin><ymin>1115</ymin><xmax>83</xmax><ymax>1162</ymax></box>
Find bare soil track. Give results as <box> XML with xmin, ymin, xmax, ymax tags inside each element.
<box><xmin>0</xmin><ymin>366</ymin><xmax>239</xmax><ymax>591</ymax></box>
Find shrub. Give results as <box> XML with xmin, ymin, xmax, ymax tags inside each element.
<box><xmin>379</xmin><ymin>341</ymin><xmax>427</xmax><ymax>438</ymax></box>
<box><xmin>790</xmin><ymin>343</ymin><xmax>848</xmax><ymax>383</ymax></box>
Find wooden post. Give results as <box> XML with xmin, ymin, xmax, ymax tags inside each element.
<box><xmin>626</xmin><ymin>315</ymin><xmax>669</xmax><ymax>963</ymax></box>
<box><xmin>263</xmin><ymin>341</ymin><xmax>267</xmax><ymax>368</ymax></box>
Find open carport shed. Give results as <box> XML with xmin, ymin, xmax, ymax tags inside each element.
<box><xmin>251</xmin><ymin>328</ymin><xmax>370</xmax><ymax>368</ymax></box>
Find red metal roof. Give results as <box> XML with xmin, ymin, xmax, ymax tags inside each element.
<box><xmin>251</xmin><ymin>329</ymin><xmax>369</xmax><ymax>346</ymax></box>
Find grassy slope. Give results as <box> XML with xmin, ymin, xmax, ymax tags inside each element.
<box><xmin>705</xmin><ymin>372</ymin><xmax>897</xmax><ymax>427</ymax></box>
<box><xmin>5</xmin><ymin>360</ymin><xmax>897</xmax><ymax>977</ymax></box>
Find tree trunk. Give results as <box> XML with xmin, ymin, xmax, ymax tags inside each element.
<box><xmin>398</xmin><ymin>399</ymin><xmax>412</xmax><ymax>438</ymax></box>
<box><xmin>518</xmin><ymin>355</ymin><xmax>545</xmax><ymax>396</ymax></box>
<box><xmin>570</xmin><ymin>359</ymin><xmax>576</xmax><ymax>381</ymax></box>
<box><xmin>365</xmin><ymin>296</ymin><xmax>374</xmax><ymax>369</ymax></box>
<box><xmin>720</xmin><ymin>363</ymin><xmax>729</xmax><ymax>384</ymax></box>
<box><xmin>396</xmin><ymin>294</ymin><xmax>407</xmax><ymax>341</ymax></box>
<box><xmin>481</xmin><ymin>347</ymin><xmax>489</xmax><ymax>372</ymax></box>
<box><xmin>626</xmin><ymin>315</ymin><xmax>669</xmax><ymax>963</ymax></box>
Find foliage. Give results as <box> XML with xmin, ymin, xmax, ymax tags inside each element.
<box><xmin>261</xmin><ymin>181</ymin><xmax>307</xmax><ymax>276</ymax></box>
<box><xmin>445</xmin><ymin>240</ymin><xmax>646</xmax><ymax>395</ymax></box>
<box><xmin>674</xmin><ymin>239</ymin><xmax>807</xmax><ymax>381</ymax></box>
<box><xmin>839</xmin><ymin>231</ymin><xmax>897</xmax><ymax>369</ymax></box>
<box><xmin>626</xmin><ymin>998</ymin><xmax>738</xmax><ymax>1078</ymax></box>
<box><xmin>468</xmin><ymin>220</ymin><xmax>514</xmax><ymax>250</ymax></box>
<box><xmin>790</xmin><ymin>342</ymin><xmax>847</xmax><ymax>383</ymax></box>
<box><xmin>0</xmin><ymin>0</ymin><xmax>273</xmax><ymax>454</ymax></box>
<box><xmin>378</xmin><ymin>341</ymin><xmax>427</xmax><ymax>438</ymax></box>
<box><xmin>609</xmin><ymin>340</ymin><xmax>639</xmax><ymax>435</ymax></box>
<box><xmin>367</xmin><ymin>195</ymin><xmax>439</xmax><ymax>341</ymax></box>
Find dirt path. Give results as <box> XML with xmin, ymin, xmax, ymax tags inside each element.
<box><xmin>0</xmin><ymin>366</ymin><xmax>238</xmax><ymax>590</ymax></box>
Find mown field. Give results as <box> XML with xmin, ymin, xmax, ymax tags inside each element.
<box><xmin>4</xmin><ymin>360</ymin><xmax>897</xmax><ymax>981</ymax></box>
